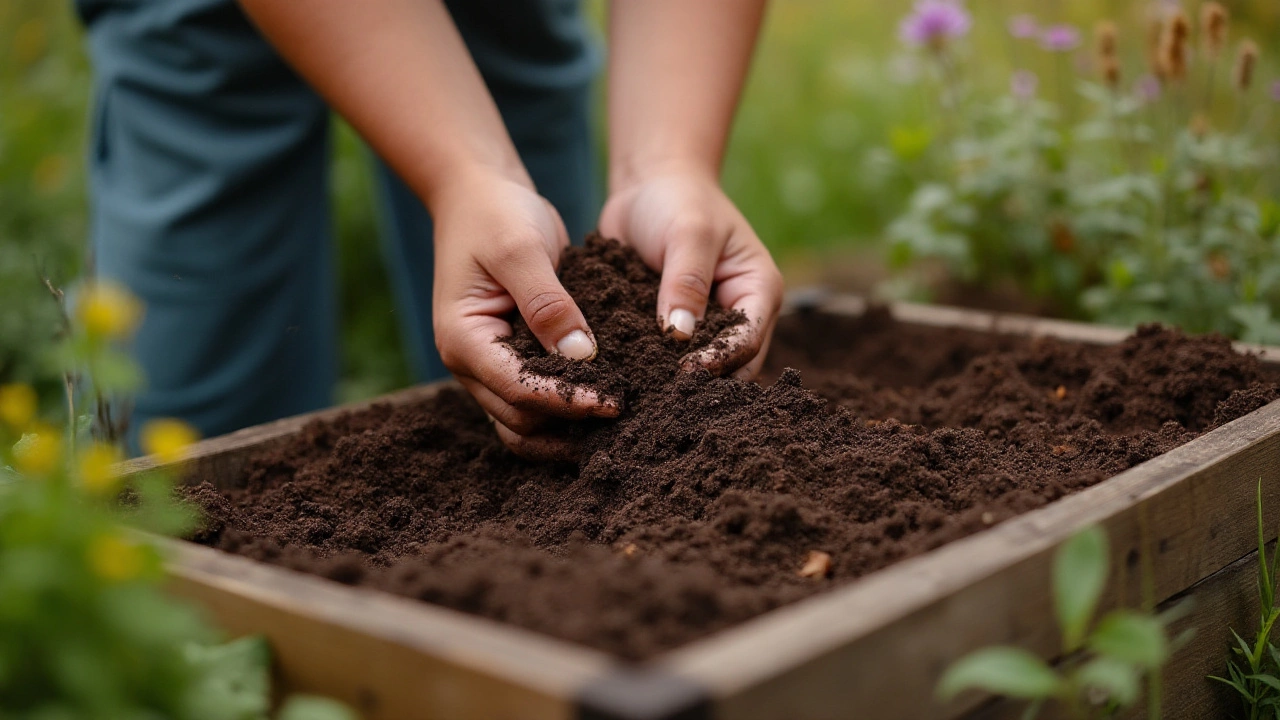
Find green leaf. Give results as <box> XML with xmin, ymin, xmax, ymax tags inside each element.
<box><xmin>180</xmin><ymin>636</ymin><xmax>272</xmax><ymax>720</ymax></box>
<box><xmin>1209</xmin><ymin>673</ymin><xmax>1254</xmax><ymax>702</ymax></box>
<box><xmin>278</xmin><ymin>696</ymin><xmax>359</xmax><ymax>720</ymax></box>
<box><xmin>937</xmin><ymin>647</ymin><xmax>1063</xmax><ymax>700</ymax></box>
<box><xmin>1248</xmin><ymin>674</ymin><xmax>1280</xmax><ymax>692</ymax></box>
<box><xmin>1074</xmin><ymin>656</ymin><xmax>1141</xmax><ymax>707</ymax></box>
<box><xmin>1054</xmin><ymin>526</ymin><xmax>1109</xmax><ymax>650</ymax></box>
<box><xmin>1088</xmin><ymin>610</ymin><xmax>1169</xmax><ymax>669</ymax></box>
<box><xmin>1233</xmin><ymin>628</ymin><xmax>1256</xmax><ymax>663</ymax></box>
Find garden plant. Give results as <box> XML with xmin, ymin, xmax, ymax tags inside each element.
<box><xmin>939</xmin><ymin>526</ymin><xmax>1180</xmax><ymax>719</ymax></box>
<box><xmin>1211</xmin><ymin>480</ymin><xmax>1280</xmax><ymax>720</ymax></box>
<box><xmin>887</xmin><ymin>0</ymin><xmax>1280</xmax><ymax>342</ymax></box>
<box><xmin>0</xmin><ymin>282</ymin><xmax>353</xmax><ymax>719</ymax></box>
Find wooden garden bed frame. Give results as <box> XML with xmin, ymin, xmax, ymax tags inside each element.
<box><xmin>118</xmin><ymin>296</ymin><xmax>1280</xmax><ymax>720</ymax></box>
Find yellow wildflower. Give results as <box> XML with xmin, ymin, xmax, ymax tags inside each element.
<box><xmin>141</xmin><ymin>419</ymin><xmax>199</xmax><ymax>465</ymax></box>
<box><xmin>79</xmin><ymin>443</ymin><xmax>124</xmax><ymax>494</ymax></box>
<box><xmin>14</xmin><ymin>425</ymin><xmax>60</xmax><ymax>477</ymax></box>
<box><xmin>0</xmin><ymin>384</ymin><xmax>37</xmax><ymax>430</ymax></box>
<box><xmin>86</xmin><ymin>533</ymin><xmax>145</xmax><ymax>582</ymax></box>
<box><xmin>76</xmin><ymin>282</ymin><xmax>144</xmax><ymax>340</ymax></box>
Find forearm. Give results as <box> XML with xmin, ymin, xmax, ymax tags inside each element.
<box><xmin>606</xmin><ymin>0</ymin><xmax>766</xmax><ymax>191</ymax></box>
<box><xmin>238</xmin><ymin>0</ymin><xmax>529</xmax><ymax>210</ymax></box>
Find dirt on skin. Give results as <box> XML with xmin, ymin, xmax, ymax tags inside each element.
<box><xmin>187</xmin><ymin>237</ymin><xmax>1280</xmax><ymax>660</ymax></box>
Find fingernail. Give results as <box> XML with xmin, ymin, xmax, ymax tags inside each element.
<box><xmin>669</xmin><ymin>309</ymin><xmax>696</xmax><ymax>340</ymax></box>
<box><xmin>556</xmin><ymin>330</ymin><xmax>597</xmax><ymax>360</ymax></box>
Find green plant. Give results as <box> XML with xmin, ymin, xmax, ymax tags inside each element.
<box><xmin>0</xmin><ymin>281</ymin><xmax>354</xmax><ymax>719</ymax></box>
<box><xmin>886</xmin><ymin>2</ymin><xmax>1280</xmax><ymax>342</ymax></box>
<box><xmin>1210</xmin><ymin>480</ymin><xmax>1280</xmax><ymax>719</ymax></box>
<box><xmin>937</xmin><ymin>526</ymin><xmax>1176</xmax><ymax>718</ymax></box>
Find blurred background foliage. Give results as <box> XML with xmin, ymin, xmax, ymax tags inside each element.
<box><xmin>2</xmin><ymin>0</ymin><xmax>1278</xmax><ymax>404</ymax></box>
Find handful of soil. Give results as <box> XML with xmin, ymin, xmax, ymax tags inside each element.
<box><xmin>503</xmin><ymin>233</ymin><xmax>745</xmax><ymax>447</ymax></box>
<box><xmin>190</xmin><ymin>236</ymin><xmax>1280</xmax><ymax>660</ymax></box>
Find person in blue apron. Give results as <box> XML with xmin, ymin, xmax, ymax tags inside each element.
<box><xmin>79</xmin><ymin>0</ymin><xmax>783</xmax><ymax>458</ymax></box>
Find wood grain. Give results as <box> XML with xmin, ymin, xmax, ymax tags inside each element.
<box><xmin>162</xmin><ymin>539</ymin><xmax>614</xmax><ymax>720</ymax></box>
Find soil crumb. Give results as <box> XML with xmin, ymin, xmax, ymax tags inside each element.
<box><xmin>188</xmin><ymin>238</ymin><xmax>1280</xmax><ymax>660</ymax></box>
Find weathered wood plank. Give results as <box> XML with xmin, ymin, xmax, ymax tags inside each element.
<box><xmin>162</xmin><ymin>539</ymin><xmax>614</xmax><ymax>720</ymax></box>
<box><xmin>658</xmin><ymin>400</ymin><xmax>1280</xmax><ymax>720</ymax></box>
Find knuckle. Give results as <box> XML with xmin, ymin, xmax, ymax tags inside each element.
<box><xmin>671</xmin><ymin>270</ymin><xmax>712</xmax><ymax>300</ymax></box>
<box><xmin>523</xmin><ymin>289</ymin><xmax>575</xmax><ymax>331</ymax></box>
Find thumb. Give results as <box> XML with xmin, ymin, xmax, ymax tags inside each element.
<box><xmin>657</xmin><ymin>221</ymin><xmax>720</xmax><ymax>341</ymax></box>
<box><xmin>489</xmin><ymin>243</ymin><xmax>597</xmax><ymax>361</ymax></box>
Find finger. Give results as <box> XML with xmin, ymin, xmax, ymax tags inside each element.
<box><xmin>683</xmin><ymin>243</ymin><xmax>784</xmax><ymax>377</ymax></box>
<box><xmin>445</xmin><ymin>317</ymin><xmax>622</xmax><ymax>419</ymax></box>
<box><xmin>487</xmin><ymin>239</ymin><xmax>597</xmax><ymax>361</ymax></box>
<box><xmin>682</xmin><ymin>319</ymin><xmax>763</xmax><ymax>377</ymax></box>
<box><xmin>656</xmin><ymin>219</ymin><xmax>720</xmax><ymax>340</ymax></box>
<box><xmin>459</xmin><ymin>377</ymin><xmax>551</xmax><ymax>436</ymax></box>
<box><xmin>732</xmin><ymin>314</ymin><xmax>777</xmax><ymax>381</ymax></box>
<box><xmin>493</xmin><ymin>419</ymin><xmax>581</xmax><ymax>462</ymax></box>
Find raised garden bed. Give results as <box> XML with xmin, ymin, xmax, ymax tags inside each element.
<box><xmin>120</xmin><ymin>244</ymin><xmax>1280</xmax><ymax>720</ymax></box>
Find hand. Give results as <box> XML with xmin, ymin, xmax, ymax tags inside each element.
<box><xmin>432</xmin><ymin>170</ymin><xmax>619</xmax><ymax>459</ymax></box>
<box><xmin>598</xmin><ymin>166</ymin><xmax>784</xmax><ymax>379</ymax></box>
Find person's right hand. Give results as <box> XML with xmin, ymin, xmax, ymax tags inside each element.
<box><xmin>431</xmin><ymin>169</ymin><xmax>620</xmax><ymax>460</ymax></box>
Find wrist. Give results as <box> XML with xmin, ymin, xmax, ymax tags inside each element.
<box><xmin>608</xmin><ymin>153</ymin><xmax>720</xmax><ymax>196</ymax></box>
<box><xmin>422</xmin><ymin>156</ymin><xmax>533</xmax><ymax>215</ymax></box>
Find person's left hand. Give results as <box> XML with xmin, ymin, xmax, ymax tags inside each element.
<box><xmin>598</xmin><ymin>166</ymin><xmax>784</xmax><ymax>379</ymax></box>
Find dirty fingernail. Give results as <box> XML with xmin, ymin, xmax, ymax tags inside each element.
<box><xmin>556</xmin><ymin>330</ymin><xmax>596</xmax><ymax>360</ymax></box>
<box><xmin>668</xmin><ymin>309</ymin><xmax>696</xmax><ymax>340</ymax></box>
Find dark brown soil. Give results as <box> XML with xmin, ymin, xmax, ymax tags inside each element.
<box><xmin>187</xmin><ymin>238</ymin><xmax>1280</xmax><ymax>660</ymax></box>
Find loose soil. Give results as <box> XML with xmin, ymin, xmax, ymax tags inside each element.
<box><xmin>188</xmin><ymin>236</ymin><xmax>1280</xmax><ymax>660</ymax></box>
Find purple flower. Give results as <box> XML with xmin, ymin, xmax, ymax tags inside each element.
<box><xmin>1007</xmin><ymin>14</ymin><xmax>1039</xmax><ymax>40</ymax></box>
<box><xmin>1039</xmin><ymin>24</ymin><xmax>1081</xmax><ymax>52</ymax></box>
<box><xmin>1136</xmin><ymin>74</ymin><xmax>1163</xmax><ymax>103</ymax></box>
<box><xmin>1272</xmin><ymin>81</ymin><xmax>1280</xmax><ymax>102</ymax></box>
<box><xmin>900</xmin><ymin>0</ymin><xmax>972</xmax><ymax>48</ymax></box>
<box><xmin>1011</xmin><ymin>70</ymin><xmax>1039</xmax><ymax>100</ymax></box>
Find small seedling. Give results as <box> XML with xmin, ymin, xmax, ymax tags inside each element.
<box><xmin>1209</xmin><ymin>479</ymin><xmax>1280</xmax><ymax>720</ymax></box>
<box><xmin>937</xmin><ymin>526</ymin><xmax>1176</xmax><ymax>719</ymax></box>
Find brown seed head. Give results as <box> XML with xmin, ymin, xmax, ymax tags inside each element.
<box><xmin>1201</xmin><ymin>2</ymin><xmax>1229</xmax><ymax>58</ymax></box>
<box><xmin>1147</xmin><ymin>14</ymin><xmax>1165</xmax><ymax>77</ymax></box>
<box><xmin>1096</xmin><ymin>20</ymin><xmax>1118</xmax><ymax>61</ymax></box>
<box><xmin>1101</xmin><ymin>56</ymin><xmax>1122</xmax><ymax>89</ymax></box>
<box><xmin>1234</xmin><ymin>39</ymin><xmax>1259</xmax><ymax>91</ymax></box>
<box><xmin>1169</xmin><ymin>10</ymin><xmax>1190</xmax><ymax>41</ymax></box>
<box><xmin>1159</xmin><ymin>12</ymin><xmax>1190</xmax><ymax>81</ymax></box>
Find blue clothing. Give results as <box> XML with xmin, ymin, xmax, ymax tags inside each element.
<box><xmin>77</xmin><ymin>0</ymin><xmax>600</xmax><ymax>450</ymax></box>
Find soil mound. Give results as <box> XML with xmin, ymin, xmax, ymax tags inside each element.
<box><xmin>189</xmin><ymin>238</ymin><xmax>1279</xmax><ymax>659</ymax></box>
